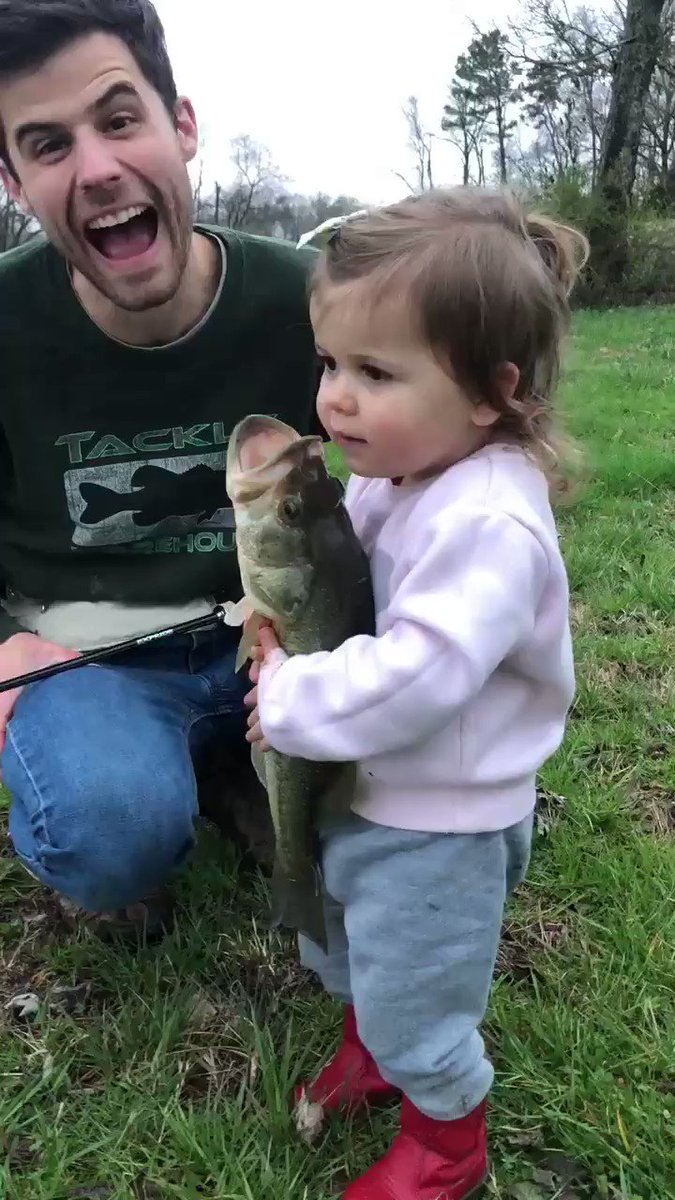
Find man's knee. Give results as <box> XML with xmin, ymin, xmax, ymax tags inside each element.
<box><xmin>7</xmin><ymin>757</ymin><xmax>197</xmax><ymax>910</ymax></box>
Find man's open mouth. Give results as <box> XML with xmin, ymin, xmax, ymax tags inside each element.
<box><xmin>85</xmin><ymin>204</ymin><xmax>159</xmax><ymax>262</ymax></box>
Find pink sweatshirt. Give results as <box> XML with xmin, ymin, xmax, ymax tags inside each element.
<box><xmin>258</xmin><ymin>443</ymin><xmax>575</xmax><ymax>834</ymax></box>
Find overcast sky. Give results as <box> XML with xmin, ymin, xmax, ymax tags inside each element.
<box><xmin>152</xmin><ymin>0</ymin><xmax>516</xmax><ymax>204</ymax></box>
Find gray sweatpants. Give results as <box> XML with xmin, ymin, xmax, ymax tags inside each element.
<box><xmin>299</xmin><ymin>811</ymin><xmax>534</xmax><ymax>1121</ymax></box>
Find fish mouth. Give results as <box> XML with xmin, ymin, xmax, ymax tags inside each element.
<box><xmin>226</xmin><ymin>415</ymin><xmax>323</xmax><ymax>501</ymax></box>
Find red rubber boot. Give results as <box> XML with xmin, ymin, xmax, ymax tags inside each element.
<box><xmin>343</xmin><ymin>1094</ymin><xmax>488</xmax><ymax>1199</ymax></box>
<box><xmin>294</xmin><ymin>1004</ymin><xmax>400</xmax><ymax>1115</ymax></box>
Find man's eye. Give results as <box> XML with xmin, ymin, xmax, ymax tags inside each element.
<box><xmin>108</xmin><ymin>114</ymin><xmax>137</xmax><ymax>132</ymax></box>
<box><xmin>35</xmin><ymin>137</ymin><xmax>69</xmax><ymax>160</ymax></box>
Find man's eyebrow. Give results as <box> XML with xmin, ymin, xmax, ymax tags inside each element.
<box><xmin>14</xmin><ymin>82</ymin><xmax>141</xmax><ymax>152</ymax></box>
<box><xmin>91</xmin><ymin>81</ymin><xmax>141</xmax><ymax>113</ymax></box>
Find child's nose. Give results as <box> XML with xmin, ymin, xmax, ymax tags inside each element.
<box><xmin>322</xmin><ymin>372</ymin><xmax>358</xmax><ymax>414</ymax></box>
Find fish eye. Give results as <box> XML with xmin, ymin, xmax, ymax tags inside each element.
<box><xmin>280</xmin><ymin>496</ymin><xmax>302</xmax><ymax>522</ymax></box>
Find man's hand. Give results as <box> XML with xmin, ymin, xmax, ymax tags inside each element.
<box><xmin>0</xmin><ymin>632</ymin><xmax>80</xmax><ymax>764</ymax></box>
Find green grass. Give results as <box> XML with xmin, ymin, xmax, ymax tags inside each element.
<box><xmin>1</xmin><ymin>307</ymin><xmax>674</xmax><ymax>1200</ymax></box>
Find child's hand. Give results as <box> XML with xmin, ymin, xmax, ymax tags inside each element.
<box><xmin>250</xmin><ymin>623</ymin><xmax>282</xmax><ymax>664</ymax></box>
<box><xmin>244</xmin><ymin>624</ymin><xmax>286</xmax><ymax>752</ymax></box>
<box><xmin>244</xmin><ymin>681</ymin><xmax>270</xmax><ymax>750</ymax></box>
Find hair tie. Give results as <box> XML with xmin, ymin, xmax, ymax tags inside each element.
<box><xmin>296</xmin><ymin>209</ymin><xmax>368</xmax><ymax>251</ymax></box>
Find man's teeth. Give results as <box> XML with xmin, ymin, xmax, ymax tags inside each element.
<box><xmin>87</xmin><ymin>205</ymin><xmax>149</xmax><ymax>231</ymax></box>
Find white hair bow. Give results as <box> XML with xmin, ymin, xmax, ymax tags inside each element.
<box><xmin>296</xmin><ymin>209</ymin><xmax>368</xmax><ymax>251</ymax></box>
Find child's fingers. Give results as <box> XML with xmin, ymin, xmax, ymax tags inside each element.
<box><xmin>245</xmin><ymin>719</ymin><xmax>270</xmax><ymax>751</ymax></box>
<box><xmin>244</xmin><ymin>685</ymin><xmax>257</xmax><ymax>708</ymax></box>
<box><xmin>258</xmin><ymin>625</ymin><xmax>281</xmax><ymax>655</ymax></box>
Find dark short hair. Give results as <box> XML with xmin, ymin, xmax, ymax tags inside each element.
<box><xmin>0</xmin><ymin>0</ymin><xmax>179</xmax><ymax>174</ymax></box>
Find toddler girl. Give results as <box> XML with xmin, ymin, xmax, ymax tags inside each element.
<box><xmin>246</xmin><ymin>187</ymin><xmax>587</xmax><ymax>1200</ymax></box>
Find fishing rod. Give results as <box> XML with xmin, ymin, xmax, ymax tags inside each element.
<box><xmin>0</xmin><ymin>603</ymin><xmax>240</xmax><ymax>695</ymax></box>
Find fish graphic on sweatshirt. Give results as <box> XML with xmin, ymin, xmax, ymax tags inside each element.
<box><xmin>79</xmin><ymin>463</ymin><xmax>232</xmax><ymax>528</ymax></box>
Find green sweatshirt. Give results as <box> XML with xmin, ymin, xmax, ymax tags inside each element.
<box><xmin>0</xmin><ymin>225</ymin><xmax>320</xmax><ymax>647</ymax></box>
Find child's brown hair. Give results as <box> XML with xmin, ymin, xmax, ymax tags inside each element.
<box><xmin>311</xmin><ymin>187</ymin><xmax>589</xmax><ymax>497</ymax></box>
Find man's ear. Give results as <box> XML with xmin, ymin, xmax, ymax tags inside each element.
<box><xmin>174</xmin><ymin>97</ymin><xmax>199</xmax><ymax>165</ymax></box>
<box><xmin>0</xmin><ymin>162</ymin><xmax>32</xmax><ymax>213</ymax></box>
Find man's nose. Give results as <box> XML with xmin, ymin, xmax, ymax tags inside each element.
<box><xmin>73</xmin><ymin>130</ymin><xmax>123</xmax><ymax>194</ymax></box>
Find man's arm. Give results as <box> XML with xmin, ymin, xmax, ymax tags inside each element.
<box><xmin>0</xmin><ymin>435</ymin><xmax>78</xmax><ymax>761</ymax></box>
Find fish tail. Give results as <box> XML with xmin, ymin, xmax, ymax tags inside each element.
<box><xmin>269</xmin><ymin>860</ymin><xmax>328</xmax><ymax>952</ymax></box>
<box><xmin>79</xmin><ymin>482</ymin><xmax>122</xmax><ymax>525</ymax></box>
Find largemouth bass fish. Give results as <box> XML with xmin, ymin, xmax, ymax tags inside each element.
<box><xmin>225</xmin><ymin>415</ymin><xmax>375</xmax><ymax>950</ymax></box>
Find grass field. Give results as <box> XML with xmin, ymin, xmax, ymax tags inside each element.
<box><xmin>1</xmin><ymin>307</ymin><xmax>674</xmax><ymax>1200</ymax></box>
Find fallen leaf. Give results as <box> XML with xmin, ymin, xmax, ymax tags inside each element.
<box><xmin>531</xmin><ymin>1150</ymin><xmax>593</xmax><ymax>1185</ymax></box>
<box><xmin>4</xmin><ymin>992</ymin><xmax>40</xmax><ymax>1020</ymax></box>
<box><xmin>508</xmin><ymin>1184</ymin><xmax>547</xmax><ymax>1200</ymax></box>
<box><xmin>66</xmin><ymin>1188</ymin><xmax>114</xmax><ymax>1200</ymax></box>
<box><xmin>188</xmin><ymin>990</ymin><xmax>218</xmax><ymax>1026</ymax></box>
<box><xmin>506</xmin><ymin>1129</ymin><xmax>544</xmax><ymax>1149</ymax></box>
<box><xmin>294</xmin><ymin>1090</ymin><xmax>326</xmax><ymax>1145</ymax></box>
<box><xmin>532</xmin><ymin>1169</ymin><xmax>557</xmax><ymax>1188</ymax></box>
<box><xmin>49</xmin><ymin>983</ymin><xmax>92</xmax><ymax>1015</ymax></box>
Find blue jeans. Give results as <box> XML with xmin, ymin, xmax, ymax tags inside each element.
<box><xmin>300</xmin><ymin>811</ymin><xmax>534</xmax><ymax>1120</ymax></box>
<box><xmin>2</xmin><ymin>625</ymin><xmax>249</xmax><ymax>911</ymax></box>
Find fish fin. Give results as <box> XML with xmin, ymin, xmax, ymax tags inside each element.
<box><xmin>250</xmin><ymin>741</ymin><xmax>268</xmax><ymax>791</ymax></box>
<box><xmin>222</xmin><ymin>596</ymin><xmax>251</xmax><ymax>627</ymax></box>
<box><xmin>234</xmin><ymin>609</ymin><xmax>265</xmax><ymax>673</ymax></box>
<box><xmin>79</xmin><ymin>482</ymin><xmax>120</xmax><ymax>525</ymax></box>
<box><xmin>130</xmin><ymin>464</ymin><xmax>165</xmax><ymax>484</ymax></box>
<box><xmin>269</xmin><ymin>860</ymin><xmax>327</xmax><ymax>952</ymax></box>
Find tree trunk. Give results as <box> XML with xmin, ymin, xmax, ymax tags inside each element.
<box><xmin>590</xmin><ymin>0</ymin><xmax>667</xmax><ymax>284</ymax></box>
<box><xmin>496</xmin><ymin>101</ymin><xmax>508</xmax><ymax>183</ymax></box>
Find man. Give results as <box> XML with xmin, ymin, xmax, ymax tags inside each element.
<box><xmin>0</xmin><ymin>0</ymin><xmax>320</xmax><ymax>938</ymax></box>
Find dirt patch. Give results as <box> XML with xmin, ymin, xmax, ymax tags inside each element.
<box><xmin>535</xmin><ymin>788</ymin><xmax>567</xmax><ymax>837</ymax></box>
<box><xmin>632</xmin><ymin>782</ymin><xmax>674</xmax><ymax>838</ymax></box>
<box><xmin>497</xmin><ymin>912</ymin><xmax>570</xmax><ymax>982</ymax></box>
<box><xmin>0</xmin><ymin>1134</ymin><xmax>42</xmax><ymax>1176</ymax></box>
<box><xmin>582</xmin><ymin>657</ymin><xmax>675</xmax><ymax>700</ymax></box>
<box><xmin>595</xmin><ymin>609</ymin><xmax>670</xmax><ymax>637</ymax></box>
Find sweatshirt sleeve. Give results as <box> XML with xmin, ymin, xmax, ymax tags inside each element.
<box><xmin>257</xmin><ymin>509</ymin><xmax>550</xmax><ymax>761</ymax></box>
<box><xmin>0</xmin><ymin>434</ymin><xmax>22</xmax><ymax>643</ymax></box>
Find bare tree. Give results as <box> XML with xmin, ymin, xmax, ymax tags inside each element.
<box><xmin>223</xmin><ymin>135</ymin><xmax>287</xmax><ymax>228</ymax></box>
<box><xmin>0</xmin><ymin>182</ymin><xmax>35</xmax><ymax>252</ymax></box>
<box><xmin>510</xmin><ymin>2</ymin><xmax>616</xmax><ymax>187</ymax></box>
<box><xmin>396</xmin><ymin>96</ymin><xmax>435</xmax><ymax>192</ymax></box>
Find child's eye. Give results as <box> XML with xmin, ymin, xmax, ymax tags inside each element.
<box><xmin>318</xmin><ymin>354</ymin><xmax>337</xmax><ymax>374</ymax></box>
<box><xmin>362</xmin><ymin>363</ymin><xmax>392</xmax><ymax>382</ymax></box>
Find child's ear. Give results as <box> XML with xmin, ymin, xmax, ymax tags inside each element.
<box><xmin>471</xmin><ymin>362</ymin><xmax>520</xmax><ymax>429</ymax></box>
<box><xmin>495</xmin><ymin>361</ymin><xmax>520</xmax><ymax>402</ymax></box>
